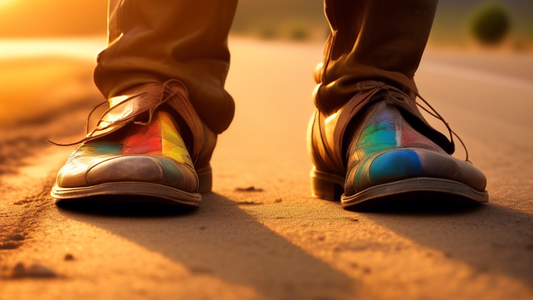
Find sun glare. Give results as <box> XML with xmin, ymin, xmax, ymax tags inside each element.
<box><xmin>0</xmin><ymin>0</ymin><xmax>15</xmax><ymax>7</ymax></box>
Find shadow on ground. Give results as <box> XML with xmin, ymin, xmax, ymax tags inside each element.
<box><xmin>56</xmin><ymin>196</ymin><xmax>198</xmax><ymax>217</ymax></box>
<box><xmin>58</xmin><ymin>192</ymin><xmax>356</xmax><ymax>300</ymax></box>
<box><xmin>55</xmin><ymin>189</ymin><xmax>533</xmax><ymax>295</ymax></box>
<box><xmin>364</xmin><ymin>200</ymin><xmax>533</xmax><ymax>287</ymax></box>
<box><xmin>348</xmin><ymin>198</ymin><xmax>483</xmax><ymax>214</ymax></box>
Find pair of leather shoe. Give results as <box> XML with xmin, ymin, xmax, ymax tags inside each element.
<box><xmin>52</xmin><ymin>80</ymin><xmax>488</xmax><ymax>209</ymax></box>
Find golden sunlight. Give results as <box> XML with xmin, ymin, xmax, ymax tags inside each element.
<box><xmin>0</xmin><ymin>0</ymin><xmax>15</xmax><ymax>7</ymax></box>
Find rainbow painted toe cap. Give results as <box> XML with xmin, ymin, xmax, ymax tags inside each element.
<box><xmin>345</xmin><ymin>148</ymin><xmax>487</xmax><ymax>196</ymax></box>
<box><xmin>52</xmin><ymin>110</ymin><xmax>201</xmax><ymax>205</ymax></box>
<box><xmin>58</xmin><ymin>155</ymin><xmax>197</xmax><ymax>192</ymax></box>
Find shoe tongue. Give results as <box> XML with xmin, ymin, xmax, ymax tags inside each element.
<box><xmin>337</xmin><ymin>85</ymin><xmax>454</xmax><ymax>163</ymax></box>
<box><xmin>393</xmin><ymin>101</ymin><xmax>455</xmax><ymax>154</ymax></box>
<box><xmin>364</xmin><ymin>86</ymin><xmax>455</xmax><ymax>155</ymax></box>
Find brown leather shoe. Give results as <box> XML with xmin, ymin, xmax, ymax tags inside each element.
<box><xmin>308</xmin><ymin>81</ymin><xmax>488</xmax><ymax>209</ymax></box>
<box><xmin>51</xmin><ymin>80</ymin><xmax>216</xmax><ymax>206</ymax></box>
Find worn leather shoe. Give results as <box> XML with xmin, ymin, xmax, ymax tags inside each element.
<box><xmin>308</xmin><ymin>81</ymin><xmax>488</xmax><ymax>209</ymax></box>
<box><xmin>51</xmin><ymin>80</ymin><xmax>216</xmax><ymax>206</ymax></box>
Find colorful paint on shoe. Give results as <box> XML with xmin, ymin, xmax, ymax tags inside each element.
<box><xmin>308</xmin><ymin>81</ymin><xmax>488</xmax><ymax>209</ymax></box>
<box><xmin>52</xmin><ymin>110</ymin><xmax>202</xmax><ymax>206</ymax></box>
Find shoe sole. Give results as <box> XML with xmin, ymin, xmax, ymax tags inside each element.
<box><xmin>52</xmin><ymin>182</ymin><xmax>201</xmax><ymax>206</ymax></box>
<box><xmin>310</xmin><ymin>169</ymin><xmax>489</xmax><ymax>210</ymax></box>
<box><xmin>51</xmin><ymin>167</ymin><xmax>212</xmax><ymax>207</ymax></box>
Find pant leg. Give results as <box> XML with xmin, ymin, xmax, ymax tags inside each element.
<box><xmin>94</xmin><ymin>0</ymin><xmax>238</xmax><ymax>134</ymax></box>
<box><xmin>314</xmin><ymin>0</ymin><xmax>438</xmax><ymax>114</ymax></box>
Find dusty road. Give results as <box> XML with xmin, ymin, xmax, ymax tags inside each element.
<box><xmin>1</xmin><ymin>38</ymin><xmax>532</xmax><ymax>300</ymax></box>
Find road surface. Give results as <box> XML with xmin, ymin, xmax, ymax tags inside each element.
<box><xmin>1</xmin><ymin>38</ymin><xmax>532</xmax><ymax>300</ymax></box>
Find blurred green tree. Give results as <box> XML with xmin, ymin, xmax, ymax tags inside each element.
<box><xmin>470</xmin><ymin>3</ymin><xmax>511</xmax><ymax>45</ymax></box>
<box><xmin>289</xmin><ymin>26</ymin><xmax>309</xmax><ymax>41</ymax></box>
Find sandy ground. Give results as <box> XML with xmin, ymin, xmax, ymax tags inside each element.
<box><xmin>0</xmin><ymin>37</ymin><xmax>533</xmax><ymax>300</ymax></box>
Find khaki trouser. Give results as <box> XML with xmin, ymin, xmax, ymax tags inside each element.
<box><xmin>94</xmin><ymin>0</ymin><xmax>438</xmax><ymax>134</ymax></box>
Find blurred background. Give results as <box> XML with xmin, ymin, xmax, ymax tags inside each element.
<box><xmin>0</xmin><ymin>0</ymin><xmax>531</xmax><ymax>46</ymax></box>
<box><xmin>1</xmin><ymin>0</ymin><xmax>531</xmax><ymax>123</ymax></box>
<box><xmin>0</xmin><ymin>0</ymin><xmax>532</xmax><ymax>173</ymax></box>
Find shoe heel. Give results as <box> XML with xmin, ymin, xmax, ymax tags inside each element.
<box><xmin>197</xmin><ymin>166</ymin><xmax>212</xmax><ymax>194</ymax></box>
<box><xmin>310</xmin><ymin>169</ymin><xmax>344</xmax><ymax>201</ymax></box>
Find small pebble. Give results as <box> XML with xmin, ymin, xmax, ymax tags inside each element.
<box><xmin>8</xmin><ymin>234</ymin><xmax>25</xmax><ymax>241</ymax></box>
<box><xmin>25</xmin><ymin>264</ymin><xmax>57</xmax><ymax>278</ymax></box>
<box><xmin>12</xmin><ymin>263</ymin><xmax>26</xmax><ymax>278</ymax></box>
<box><xmin>235</xmin><ymin>186</ymin><xmax>264</xmax><ymax>192</ymax></box>
<box><xmin>12</xmin><ymin>263</ymin><xmax>57</xmax><ymax>278</ymax></box>
<box><xmin>64</xmin><ymin>253</ymin><xmax>75</xmax><ymax>261</ymax></box>
<box><xmin>237</xmin><ymin>201</ymin><xmax>263</xmax><ymax>205</ymax></box>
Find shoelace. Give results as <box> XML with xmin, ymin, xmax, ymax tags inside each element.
<box><xmin>360</xmin><ymin>81</ymin><xmax>471</xmax><ymax>164</ymax></box>
<box><xmin>49</xmin><ymin>79</ymin><xmax>182</xmax><ymax>146</ymax></box>
<box><xmin>411</xmin><ymin>90</ymin><xmax>471</xmax><ymax>164</ymax></box>
<box><xmin>51</xmin><ymin>79</ymin><xmax>470</xmax><ymax>164</ymax></box>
